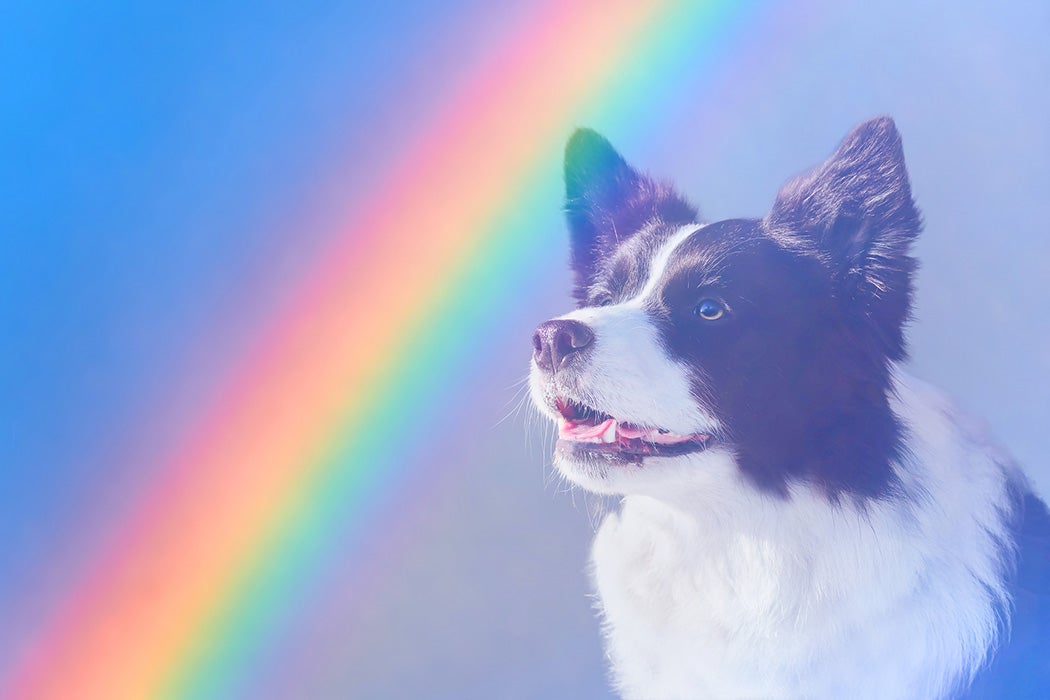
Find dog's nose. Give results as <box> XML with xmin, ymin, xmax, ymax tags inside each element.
<box><xmin>532</xmin><ymin>319</ymin><xmax>594</xmax><ymax>372</ymax></box>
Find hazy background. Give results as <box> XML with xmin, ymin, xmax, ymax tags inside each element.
<box><xmin>2</xmin><ymin>0</ymin><xmax>1047</xmax><ymax>697</ymax></box>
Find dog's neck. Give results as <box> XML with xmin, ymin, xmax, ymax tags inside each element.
<box><xmin>591</xmin><ymin>373</ymin><xmax>1017</xmax><ymax>700</ymax></box>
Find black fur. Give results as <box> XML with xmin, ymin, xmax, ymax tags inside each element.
<box><xmin>649</xmin><ymin>219</ymin><xmax>903</xmax><ymax>498</ymax></box>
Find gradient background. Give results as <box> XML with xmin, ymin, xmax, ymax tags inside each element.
<box><xmin>2</xmin><ymin>1</ymin><xmax>1047</xmax><ymax>698</ymax></box>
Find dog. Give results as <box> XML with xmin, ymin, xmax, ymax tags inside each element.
<box><xmin>528</xmin><ymin>117</ymin><xmax>1049</xmax><ymax>699</ymax></box>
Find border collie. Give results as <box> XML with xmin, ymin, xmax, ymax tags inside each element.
<box><xmin>528</xmin><ymin>118</ymin><xmax>1049</xmax><ymax>699</ymax></box>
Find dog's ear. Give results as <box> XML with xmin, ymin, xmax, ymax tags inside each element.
<box><xmin>766</xmin><ymin>117</ymin><xmax>922</xmax><ymax>360</ymax></box>
<box><xmin>564</xmin><ymin>129</ymin><xmax>696</xmax><ymax>303</ymax></box>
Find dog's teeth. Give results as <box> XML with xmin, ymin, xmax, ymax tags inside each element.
<box><xmin>601</xmin><ymin>420</ymin><xmax>618</xmax><ymax>443</ymax></box>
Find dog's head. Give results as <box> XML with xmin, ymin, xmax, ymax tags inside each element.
<box><xmin>529</xmin><ymin>118</ymin><xmax>922</xmax><ymax>500</ymax></box>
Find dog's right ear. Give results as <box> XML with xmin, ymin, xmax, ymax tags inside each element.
<box><xmin>766</xmin><ymin>117</ymin><xmax>921</xmax><ymax>360</ymax></box>
<box><xmin>564</xmin><ymin>129</ymin><xmax>696</xmax><ymax>303</ymax></box>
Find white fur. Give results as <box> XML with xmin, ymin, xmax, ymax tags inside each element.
<box><xmin>635</xmin><ymin>224</ymin><xmax>700</xmax><ymax>300</ymax></box>
<box><xmin>590</xmin><ymin>373</ymin><xmax>1016</xmax><ymax>700</ymax></box>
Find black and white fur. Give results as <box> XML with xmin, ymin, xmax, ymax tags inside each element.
<box><xmin>529</xmin><ymin>118</ymin><xmax>1050</xmax><ymax>699</ymax></box>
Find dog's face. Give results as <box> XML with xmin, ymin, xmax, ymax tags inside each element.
<box><xmin>529</xmin><ymin>118</ymin><xmax>922</xmax><ymax>500</ymax></box>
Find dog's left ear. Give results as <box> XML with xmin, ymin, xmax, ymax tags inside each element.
<box><xmin>766</xmin><ymin>117</ymin><xmax>922</xmax><ymax>360</ymax></box>
<box><xmin>564</xmin><ymin>129</ymin><xmax>696</xmax><ymax>303</ymax></box>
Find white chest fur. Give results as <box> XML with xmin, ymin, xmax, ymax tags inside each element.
<box><xmin>590</xmin><ymin>375</ymin><xmax>1016</xmax><ymax>700</ymax></box>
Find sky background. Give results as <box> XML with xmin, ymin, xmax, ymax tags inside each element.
<box><xmin>2</xmin><ymin>1</ymin><xmax>1047</xmax><ymax>698</ymax></box>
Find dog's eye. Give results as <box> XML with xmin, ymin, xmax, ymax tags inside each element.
<box><xmin>592</xmin><ymin>292</ymin><xmax>613</xmax><ymax>307</ymax></box>
<box><xmin>693</xmin><ymin>299</ymin><xmax>725</xmax><ymax>321</ymax></box>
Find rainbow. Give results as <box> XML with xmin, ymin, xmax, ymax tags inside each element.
<box><xmin>4</xmin><ymin>1</ymin><xmax>765</xmax><ymax>697</ymax></box>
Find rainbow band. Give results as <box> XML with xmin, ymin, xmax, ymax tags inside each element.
<box><xmin>5</xmin><ymin>1</ymin><xmax>757</xmax><ymax>697</ymax></box>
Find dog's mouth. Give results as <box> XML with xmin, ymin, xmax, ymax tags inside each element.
<box><xmin>555</xmin><ymin>397</ymin><xmax>714</xmax><ymax>458</ymax></box>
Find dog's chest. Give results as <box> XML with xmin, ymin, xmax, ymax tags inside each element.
<box><xmin>590</xmin><ymin>495</ymin><xmax>982</xmax><ymax>700</ymax></box>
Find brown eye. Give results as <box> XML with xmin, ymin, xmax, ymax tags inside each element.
<box><xmin>693</xmin><ymin>299</ymin><xmax>725</xmax><ymax>320</ymax></box>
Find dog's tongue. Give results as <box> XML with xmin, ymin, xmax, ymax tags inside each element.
<box><xmin>559</xmin><ymin>418</ymin><xmax>699</xmax><ymax>445</ymax></box>
<box><xmin>618</xmin><ymin>424</ymin><xmax>697</xmax><ymax>444</ymax></box>
<box><xmin>561</xmin><ymin>418</ymin><xmax>616</xmax><ymax>442</ymax></box>
<box><xmin>616</xmin><ymin>424</ymin><xmax>650</xmax><ymax>439</ymax></box>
